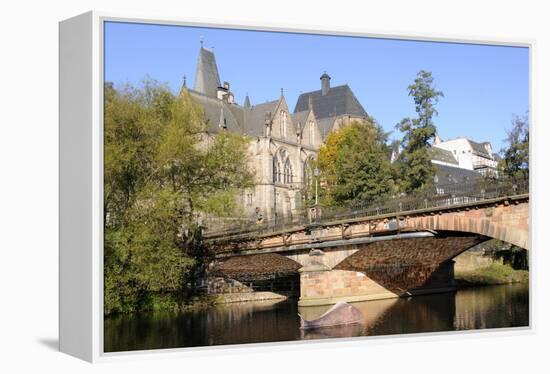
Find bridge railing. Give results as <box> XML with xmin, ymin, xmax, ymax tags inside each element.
<box><xmin>203</xmin><ymin>176</ymin><xmax>528</xmax><ymax>238</ymax></box>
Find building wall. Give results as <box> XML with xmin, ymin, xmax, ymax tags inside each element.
<box><xmin>240</xmin><ymin>99</ymin><xmax>322</xmax><ymax>221</ymax></box>
<box><xmin>434</xmin><ymin>139</ymin><xmax>474</xmax><ymax>169</ymax></box>
<box><xmin>434</xmin><ymin>138</ymin><xmax>497</xmax><ymax>172</ymax></box>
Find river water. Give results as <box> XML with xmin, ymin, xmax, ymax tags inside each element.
<box><xmin>104</xmin><ymin>283</ymin><xmax>529</xmax><ymax>352</ymax></box>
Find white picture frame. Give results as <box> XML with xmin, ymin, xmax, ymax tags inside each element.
<box><xmin>59</xmin><ymin>10</ymin><xmax>533</xmax><ymax>363</ymax></box>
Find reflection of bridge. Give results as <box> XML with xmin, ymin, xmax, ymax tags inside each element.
<box><xmin>205</xmin><ymin>178</ymin><xmax>529</xmax><ymax>306</ymax></box>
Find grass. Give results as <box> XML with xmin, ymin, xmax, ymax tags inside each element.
<box><xmin>455</xmin><ymin>262</ymin><xmax>529</xmax><ymax>287</ymax></box>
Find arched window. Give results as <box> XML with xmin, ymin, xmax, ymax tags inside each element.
<box><xmin>284</xmin><ymin>159</ymin><xmax>292</xmax><ymax>184</ymax></box>
<box><xmin>309</xmin><ymin>121</ymin><xmax>315</xmax><ymax>144</ymax></box>
<box><xmin>273</xmin><ymin>156</ymin><xmax>280</xmax><ymax>183</ymax></box>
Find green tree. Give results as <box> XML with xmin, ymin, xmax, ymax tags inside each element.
<box><xmin>500</xmin><ymin>113</ymin><xmax>529</xmax><ymax>181</ymax></box>
<box><xmin>103</xmin><ymin>81</ymin><xmax>254</xmax><ymax>315</ymax></box>
<box><xmin>317</xmin><ymin>120</ymin><xmax>395</xmax><ymax>205</ymax></box>
<box><xmin>395</xmin><ymin>70</ymin><xmax>443</xmax><ymax>193</ymax></box>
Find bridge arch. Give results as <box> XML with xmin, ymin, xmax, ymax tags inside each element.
<box><xmin>407</xmin><ymin>207</ymin><xmax>529</xmax><ymax>250</ymax></box>
<box><xmin>212</xmin><ymin>253</ymin><xmax>302</xmax><ymax>281</ymax></box>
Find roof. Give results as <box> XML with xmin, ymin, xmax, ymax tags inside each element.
<box><xmin>243</xmin><ymin>100</ymin><xmax>279</xmax><ymax>137</ymax></box>
<box><xmin>434</xmin><ymin>164</ymin><xmax>481</xmax><ymax>187</ymax></box>
<box><xmin>316</xmin><ymin>117</ymin><xmax>336</xmax><ymax>139</ymax></box>
<box><xmin>291</xmin><ymin>110</ymin><xmax>310</xmax><ymax>133</ymax></box>
<box><xmin>429</xmin><ymin>147</ymin><xmax>458</xmax><ymax>165</ymax></box>
<box><xmin>193</xmin><ymin>47</ymin><xmax>221</xmax><ymax>97</ymax></box>
<box><xmin>467</xmin><ymin>140</ymin><xmax>493</xmax><ymax>158</ymax></box>
<box><xmin>188</xmin><ymin>89</ymin><xmax>244</xmax><ymax>134</ymax></box>
<box><xmin>294</xmin><ymin>84</ymin><xmax>368</xmax><ymax>120</ymax></box>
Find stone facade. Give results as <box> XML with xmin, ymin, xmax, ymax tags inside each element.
<box><xmin>408</xmin><ymin>200</ymin><xmax>529</xmax><ymax>249</ymax></box>
<box><xmin>186</xmin><ymin>46</ymin><xmax>369</xmax><ymax>222</ymax></box>
<box><xmin>299</xmin><ymin>269</ymin><xmax>397</xmax><ymax>306</ymax></box>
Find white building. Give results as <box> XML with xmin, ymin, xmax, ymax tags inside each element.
<box><xmin>433</xmin><ymin>135</ymin><xmax>499</xmax><ymax>176</ymax></box>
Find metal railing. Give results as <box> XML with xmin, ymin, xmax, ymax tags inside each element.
<box><xmin>203</xmin><ymin>176</ymin><xmax>528</xmax><ymax>239</ymax></box>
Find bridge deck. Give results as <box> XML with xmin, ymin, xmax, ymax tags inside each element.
<box><xmin>205</xmin><ymin>193</ymin><xmax>528</xmax><ymax>243</ymax></box>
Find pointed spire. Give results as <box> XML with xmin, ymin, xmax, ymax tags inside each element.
<box><xmin>308</xmin><ymin>95</ymin><xmax>313</xmax><ymax>111</ymax></box>
<box><xmin>243</xmin><ymin>93</ymin><xmax>251</xmax><ymax>108</ymax></box>
<box><xmin>194</xmin><ymin>43</ymin><xmax>221</xmax><ymax>97</ymax></box>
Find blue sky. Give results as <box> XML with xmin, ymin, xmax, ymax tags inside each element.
<box><xmin>104</xmin><ymin>21</ymin><xmax>529</xmax><ymax>151</ymax></box>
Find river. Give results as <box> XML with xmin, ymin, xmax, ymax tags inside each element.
<box><xmin>104</xmin><ymin>283</ymin><xmax>529</xmax><ymax>352</ymax></box>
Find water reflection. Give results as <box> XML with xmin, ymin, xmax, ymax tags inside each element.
<box><xmin>104</xmin><ymin>283</ymin><xmax>529</xmax><ymax>352</ymax></box>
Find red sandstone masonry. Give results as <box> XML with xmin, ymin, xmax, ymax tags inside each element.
<box><xmin>407</xmin><ymin>203</ymin><xmax>528</xmax><ymax>249</ymax></box>
<box><xmin>300</xmin><ymin>270</ymin><xmax>387</xmax><ymax>299</ymax></box>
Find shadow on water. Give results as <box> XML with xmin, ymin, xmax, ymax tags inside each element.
<box><xmin>104</xmin><ymin>283</ymin><xmax>529</xmax><ymax>352</ymax></box>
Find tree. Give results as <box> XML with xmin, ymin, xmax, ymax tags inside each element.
<box><xmin>395</xmin><ymin>70</ymin><xmax>443</xmax><ymax>193</ymax></box>
<box><xmin>103</xmin><ymin>81</ymin><xmax>254</xmax><ymax>314</ymax></box>
<box><xmin>500</xmin><ymin>112</ymin><xmax>529</xmax><ymax>181</ymax></box>
<box><xmin>317</xmin><ymin>119</ymin><xmax>395</xmax><ymax>205</ymax></box>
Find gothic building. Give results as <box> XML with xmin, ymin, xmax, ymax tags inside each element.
<box><xmin>183</xmin><ymin>45</ymin><xmax>369</xmax><ymax>221</ymax></box>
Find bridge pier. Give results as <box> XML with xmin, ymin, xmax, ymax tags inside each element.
<box><xmin>295</xmin><ymin>235</ymin><xmax>480</xmax><ymax>307</ymax></box>
<box><xmin>298</xmin><ymin>259</ymin><xmax>457</xmax><ymax>307</ymax></box>
<box><xmin>211</xmin><ymin>233</ymin><xmax>491</xmax><ymax>307</ymax></box>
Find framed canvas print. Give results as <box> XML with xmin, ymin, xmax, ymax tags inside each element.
<box><xmin>59</xmin><ymin>11</ymin><xmax>531</xmax><ymax>362</ymax></box>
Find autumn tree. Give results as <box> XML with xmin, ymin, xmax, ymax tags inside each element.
<box><xmin>103</xmin><ymin>81</ymin><xmax>254</xmax><ymax>314</ymax></box>
<box><xmin>395</xmin><ymin>70</ymin><xmax>443</xmax><ymax>193</ymax></box>
<box><xmin>317</xmin><ymin>120</ymin><xmax>395</xmax><ymax>205</ymax></box>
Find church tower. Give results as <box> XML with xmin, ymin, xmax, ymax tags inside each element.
<box><xmin>193</xmin><ymin>44</ymin><xmax>221</xmax><ymax>97</ymax></box>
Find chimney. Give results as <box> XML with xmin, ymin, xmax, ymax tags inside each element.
<box><xmin>320</xmin><ymin>72</ymin><xmax>331</xmax><ymax>96</ymax></box>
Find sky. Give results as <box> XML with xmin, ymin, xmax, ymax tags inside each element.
<box><xmin>104</xmin><ymin>21</ymin><xmax>529</xmax><ymax>151</ymax></box>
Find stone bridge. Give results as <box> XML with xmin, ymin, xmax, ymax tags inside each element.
<box><xmin>206</xmin><ymin>190</ymin><xmax>529</xmax><ymax>307</ymax></box>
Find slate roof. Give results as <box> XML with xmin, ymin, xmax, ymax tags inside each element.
<box><xmin>291</xmin><ymin>110</ymin><xmax>310</xmax><ymax>133</ymax></box>
<box><xmin>188</xmin><ymin>89</ymin><xmax>282</xmax><ymax>137</ymax></box>
<box><xmin>434</xmin><ymin>164</ymin><xmax>481</xmax><ymax>187</ymax></box>
<box><xmin>316</xmin><ymin>117</ymin><xmax>336</xmax><ymax>139</ymax></box>
<box><xmin>188</xmin><ymin>90</ymin><xmax>244</xmax><ymax>134</ymax></box>
<box><xmin>193</xmin><ymin>47</ymin><xmax>221</xmax><ymax>98</ymax></box>
<box><xmin>294</xmin><ymin>84</ymin><xmax>368</xmax><ymax>120</ymax></box>
<box><xmin>467</xmin><ymin>139</ymin><xmax>493</xmax><ymax>158</ymax></box>
<box><xmin>243</xmin><ymin>100</ymin><xmax>279</xmax><ymax>136</ymax></box>
<box><xmin>430</xmin><ymin>147</ymin><xmax>459</xmax><ymax>165</ymax></box>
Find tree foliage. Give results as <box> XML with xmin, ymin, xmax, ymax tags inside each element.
<box><xmin>500</xmin><ymin>113</ymin><xmax>529</xmax><ymax>181</ymax></box>
<box><xmin>317</xmin><ymin>120</ymin><xmax>395</xmax><ymax>205</ymax></box>
<box><xmin>395</xmin><ymin>70</ymin><xmax>443</xmax><ymax>193</ymax></box>
<box><xmin>104</xmin><ymin>81</ymin><xmax>254</xmax><ymax>315</ymax></box>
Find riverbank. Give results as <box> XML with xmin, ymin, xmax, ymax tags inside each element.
<box><xmin>455</xmin><ymin>262</ymin><xmax>529</xmax><ymax>287</ymax></box>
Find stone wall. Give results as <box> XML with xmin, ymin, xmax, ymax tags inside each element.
<box><xmin>408</xmin><ymin>200</ymin><xmax>529</xmax><ymax>249</ymax></box>
<box><xmin>454</xmin><ymin>251</ymin><xmax>502</xmax><ymax>272</ymax></box>
<box><xmin>206</xmin><ymin>277</ymin><xmax>253</xmax><ymax>294</ymax></box>
<box><xmin>299</xmin><ymin>269</ymin><xmax>396</xmax><ymax>306</ymax></box>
